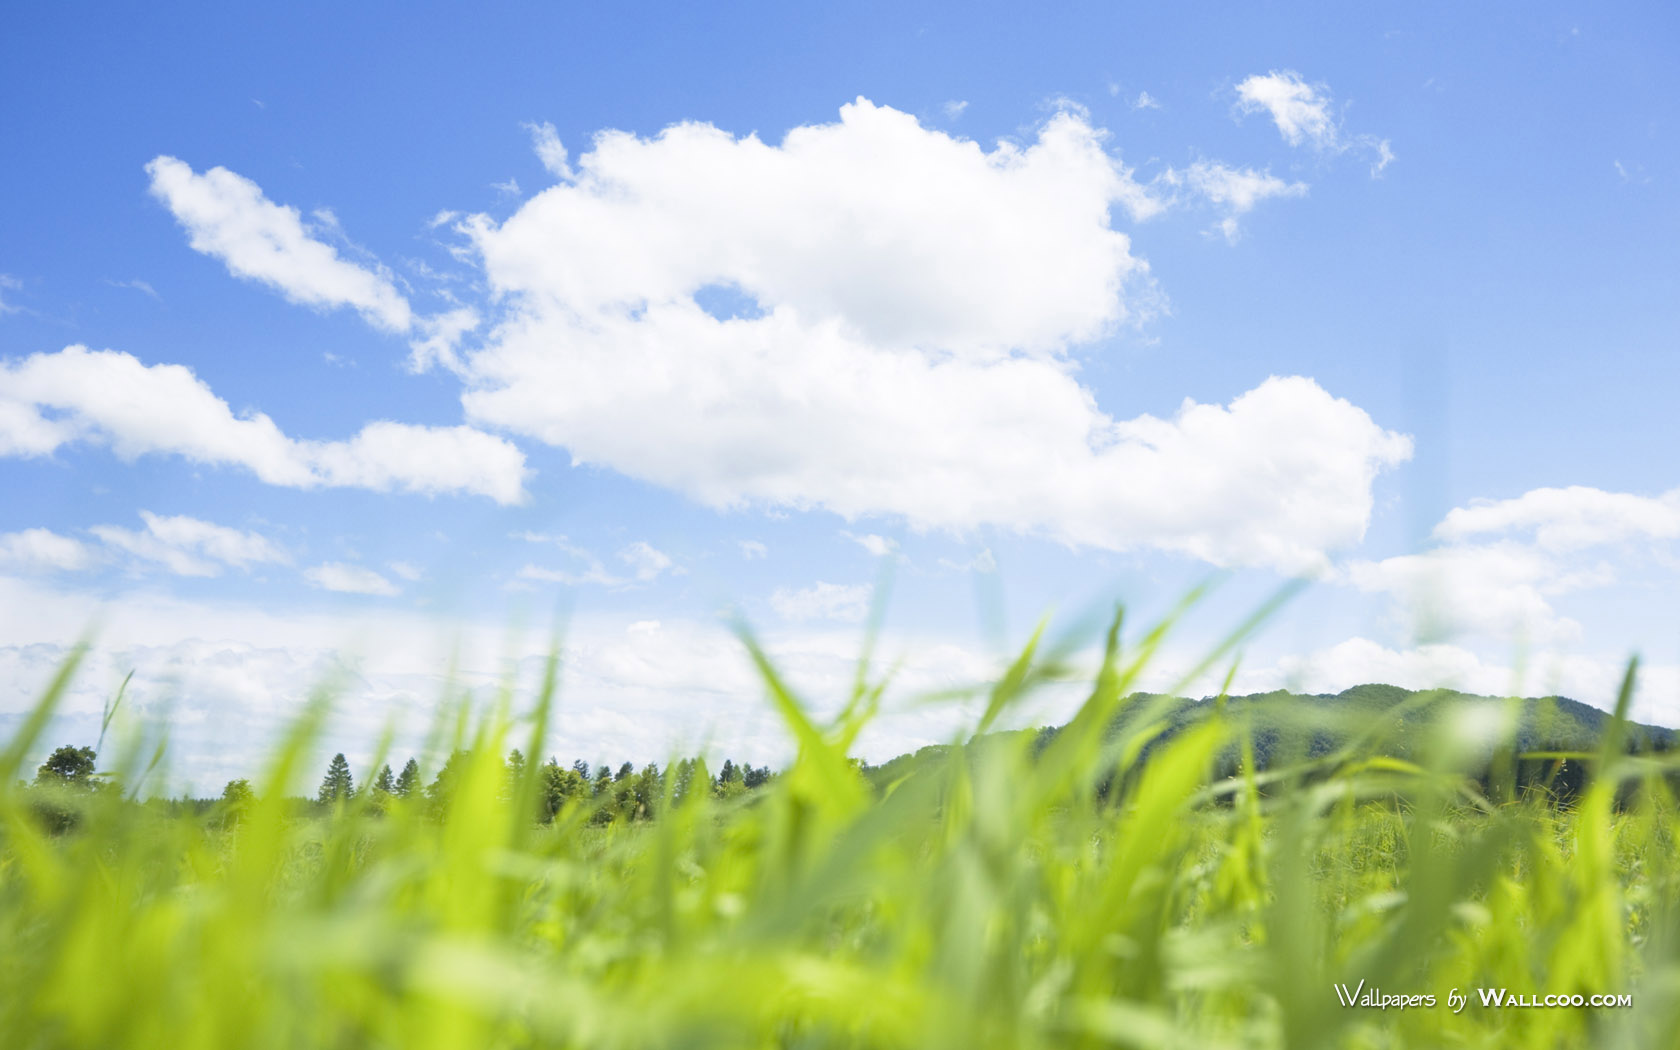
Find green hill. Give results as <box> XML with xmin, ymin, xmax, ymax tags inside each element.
<box><xmin>865</xmin><ymin>684</ymin><xmax>1676</xmax><ymax>800</ymax></box>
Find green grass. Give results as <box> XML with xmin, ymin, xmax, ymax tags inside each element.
<box><xmin>3</xmin><ymin>606</ymin><xmax>1680</xmax><ymax>1049</ymax></box>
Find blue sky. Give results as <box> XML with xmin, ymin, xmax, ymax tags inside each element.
<box><xmin>2</xmin><ymin>3</ymin><xmax>1677</xmax><ymax>790</ymax></box>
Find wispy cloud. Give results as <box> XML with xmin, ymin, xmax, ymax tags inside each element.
<box><xmin>1234</xmin><ymin>70</ymin><xmax>1392</xmax><ymax>175</ymax></box>
<box><xmin>305</xmin><ymin>562</ymin><xmax>400</xmax><ymax>596</ymax></box>
<box><xmin>523</xmin><ymin>121</ymin><xmax>573</xmax><ymax>179</ymax></box>
<box><xmin>513</xmin><ymin>533</ymin><xmax>678</xmax><ymax>588</ymax></box>
<box><xmin>0</xmin><ymin>274</ymin><xmax>23</xmax><ymax>315</ymax></box>
<box><xmin>92</xmin><ymin>511</ymin><xmax>288</xmax><ymax>578</ymax></box>
<box><xmin>770</xmin><ymin>581</ymin><xmax>872</xmax><ymax>623</ymax></box>
<box><xmin>105</xmin><ymin>278</ymin><xmax>161</xmax><ymax>300</ymax></box>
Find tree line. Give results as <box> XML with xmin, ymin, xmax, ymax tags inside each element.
<box><xmin>28</xmin><ymin>743</ymin><xmax>775</xmax><ymax>827</ymax></box>
<box><xmin>294</xmin><ymin>750</ymin><xmax>776</xmax><ymax>823</ymax></box>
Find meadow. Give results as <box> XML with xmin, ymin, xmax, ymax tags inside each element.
<box><xmin>3</xmin><ymin>601</ymin><xmax>1678</xmax><ymax>1049</ymax></box>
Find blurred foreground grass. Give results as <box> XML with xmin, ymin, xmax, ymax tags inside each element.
<box><xmin>3</xmin><ymin>605</ymin><xmax>1680</xmax><ymax>1049</ymax></box>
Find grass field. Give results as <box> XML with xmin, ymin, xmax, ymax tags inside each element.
<box><xmin>3</xmin><ymin>605</ymin><xmax>1678</xmax><ymax>1049</ymax></box>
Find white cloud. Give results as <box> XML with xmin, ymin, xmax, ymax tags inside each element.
<box><xmin>942</xmin><ymin>99</ymin><xmax>968</xmax><ymax>120</ymax></box>
<box><xmin>939</xmin><ymin>547</ymin><xmax>997</xmax><ymax>574</ymax></box>
<box><xmin>739</xmin><ymin>540</ymin><xmax>768</xmax><ymax>560</ymax></box>
<box><xmin>1163</xmin><ymin>161</ymin><xmax>1309</xmax><ymax>241</ymax></box>
<box><xmin>1434</xmin><ymin>485</ymin><xmax>1680</xmax><ymax>552</ymax></box>
<box><xmin>0</xmin><ymin>574</ymin><xmax>1016</xmax><ymax>793</ymax></box>
<box><xmin>0</xmin><ymin>346</ymin><xmax>528</xmax><ymax>503</ymax></box>
<box><xmin>1235</xmin><ymin>70</ymin><xmax>1338</xmax><ymax>149</ymax></box>
<box><xmin>407</xmin><ymin>307</ymin><xmax>481</xmax><ymax>373</ymax></box>
<box><xmin>0</xmin><ymin>274</ymin><xmax>21</xmax><ymax>315</ymax></box>
<box><xmin>514</xmin><ymin>534</ymin><xmax>675</xmax><ymax>588</ymax></box>
<box><xmin>1346</xmin><ymin>542</ymin><xmax>1588</xmax><ymax>645</ymax></box>
<box><xmin>770</xmin><ymin>581</ymin><xmax>873</xmax><ymax>623</ymax></box>
<box><xmin>843</xmin><ymin>532</ymin><xmax>898</xmax><ymax>558</ymax></box>
<box><xmin>1134</xmin><ymin>91</ymin><xmax>1161</xmax><ymax>111</ymax></box>
<box><xmin>146</xmin><ymin>156</ymin><xmax>414</xmax><ymax>332</ymax></box>
<box><xmin>92</xmin><ymin>511</ymin><xmax>287</xmax><ymax>578</ymax></box>
<box><xmin>524</xmin><ymin>121</ymin><xmax>574</xmax><ymax>180</ymax></box>
<box><xmin>492</xmin><ymin>177</ymin><xmax>521</xmax><ymax>197</ymax></box>
<box><xmin>0</xmin><ymin>529</ymin><xmax>93</xmax><ymax>572</ymax></box>
<box><xmin>449</xmin><ymin>100</ymin><xmax>1403</xmax><ymax>573</ymax></box>
<box><xmin>305</xmin><ymin>562</ymin><xmax>400</xmax><ymax>596</ymax></box>
<box><xmin>1234</xmin><ymin>70</ymin><xmax>1392</xmax><ymax>174</ymax></box>
<box><xmin>1345</xmin><ymin>484</ymin><xmax>1680</xmax><ymax>645</ymax></box>
<box><xmin>106</xmin><ymin>278</ymin><xmax>161</xmax><ymax>300</ymax></box>
<box><xmin>619</xmin><ymin>541</ymin><xmax>675</xmax><ymax>581</ymax></box>
<box><xmin>465</xmin><ymin>98</ymin><xmax>1162</xmax><ymax>360</ymax></box>
<box><xmin>388</xmin><ymin>561</ymin><xmax>423</xmax><ymax>582</ymax></box>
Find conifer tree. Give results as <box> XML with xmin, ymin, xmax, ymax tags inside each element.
<box><xmin>317</xmin><ymin>753</ymin><xmax>354</xmax><ymax>804</ymax></box>
<box><xmin>394</xmin><ymin>758</ymin><xmax>420</xmax><ymax>797</ymax></box>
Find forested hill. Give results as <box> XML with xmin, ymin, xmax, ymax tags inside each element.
<box><xmin>865</xmin><ymin>684</ymin><xmax>1677</xmax><ymax>793</ymax></box>
<box><xmin>1133</xmin><ymin>682</ymin><xmax>1677</xmax><ymax>756</ymax></box>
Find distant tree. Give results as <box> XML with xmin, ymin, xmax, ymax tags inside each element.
<box><xmin>629</xmin><ymin>763</ymin><xmax>662</xmax><ymax>820</ymax></box>
<box><xmin>426</xmin><ymin>750</ymin><xmax>470</xmax><ymax>813</ymax></box>
<box><xmin>219</xmin><ymin>778</ymin><xmax>255</xmax><ymax>824</ymax></box>
<box><xmin>593</xmin><ymin>765</ymin><xmax>611</xmax><ymax>797</ymax></box>
<box><xmin>372</xmin><ymin>764</ymin><xmax>396</xmax><ymax>795</ymax></box>
<box><xmin>671</xmin><ymin>758</ymin><xmax>699</xmax><ymax>805</ymax></box>
<box><xmin>35</xmin><ymin>745</ymin><xmax>96</xmax><ymax>787</ymax></box>
<box><xmin>539</xmin><ymin>758</ymin><xmax>586</xmax><ymax>820</ymax></box>
<box><xmin>615</xmin><ymin>761</ymin><xmax>634</xmax><ymax>782</ymax></box>
<box><xmin>501</xmin><ymin>748</ymin><xmax>527</xmax><ymax>802</ymax></box>
<box><xmin>395</xmin><ymin>758</ymin><xmax>420</xmax><ymax>798</ymax></box>
<box><xmin>572</xmin><ymin>759</ymin><xmax>591</xmax><ymax>781</ymax></box>
<box><xmin>743</xmin><ymin>764</ymin><xmax>771</xmax><ymax>789</ymax></box>
<box><xmin>714</xmin><ymin>758</ymin><xmax>745</xmax><ymax>801</ymax></box>
<box><xmin>317</xmin><ymin>753</ymin><xmax>354</xmax><ymax>805</ymax></box>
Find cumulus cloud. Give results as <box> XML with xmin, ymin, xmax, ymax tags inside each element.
<box><xmin>1345</xmin><ymin>484</ymin><xmax>1680</xmax><ymax>645</ymax></box>
<box><xmin>739</xmin><ymin>540</ymin><xmax>768</xmax><ymax>560</ymax></box>
<box><xmin>1435</xmin><ymin>485</ymin><xmax>1680</xmax><ymax>552</ymax></box>
<box><xmin>447</xmin><ymin>100</ymin><xmax>1404</xmax><ymax>573</ymax></box>
<box><xmin>92</xmin><ymin>511</ymin><xmax>288</xmax><ymax>578</ymax></box>
<box><xmin>305</xmin><ymin>562</ymin><xmax>400</xmax><ymax>596</ymax></box>
<box><xmin>0</xmin><ymin>346</ymin><xmax>528</xmax><ymax>503</ymax></box>
<box><xmin>770</xmin><ymin>581</ymin><xmax>873</xmax><ymax>623</ymax></box>
<box><xmin>1234</xmin><ymin>70</ymin><xmax>1392</xmax><ymax>174</ymax></box>
<box><xmin>1134</xmin><ymin>91</ymin><xmax>1161</xmax><ymax>111</ymax></box>
<box><xmin>468</xmin><ymin>100</ymin><xmax>1162</xmax><ymax>355</ymax></box>
<box><xmin>146</xmin><ymin>156</ymin><xmax>414</xmax><ymax>331</ymax></box>
<box><xmin>0</xmin><ymin>529</ymin><xmax>93</xmax><ymax>572</ymax></box>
